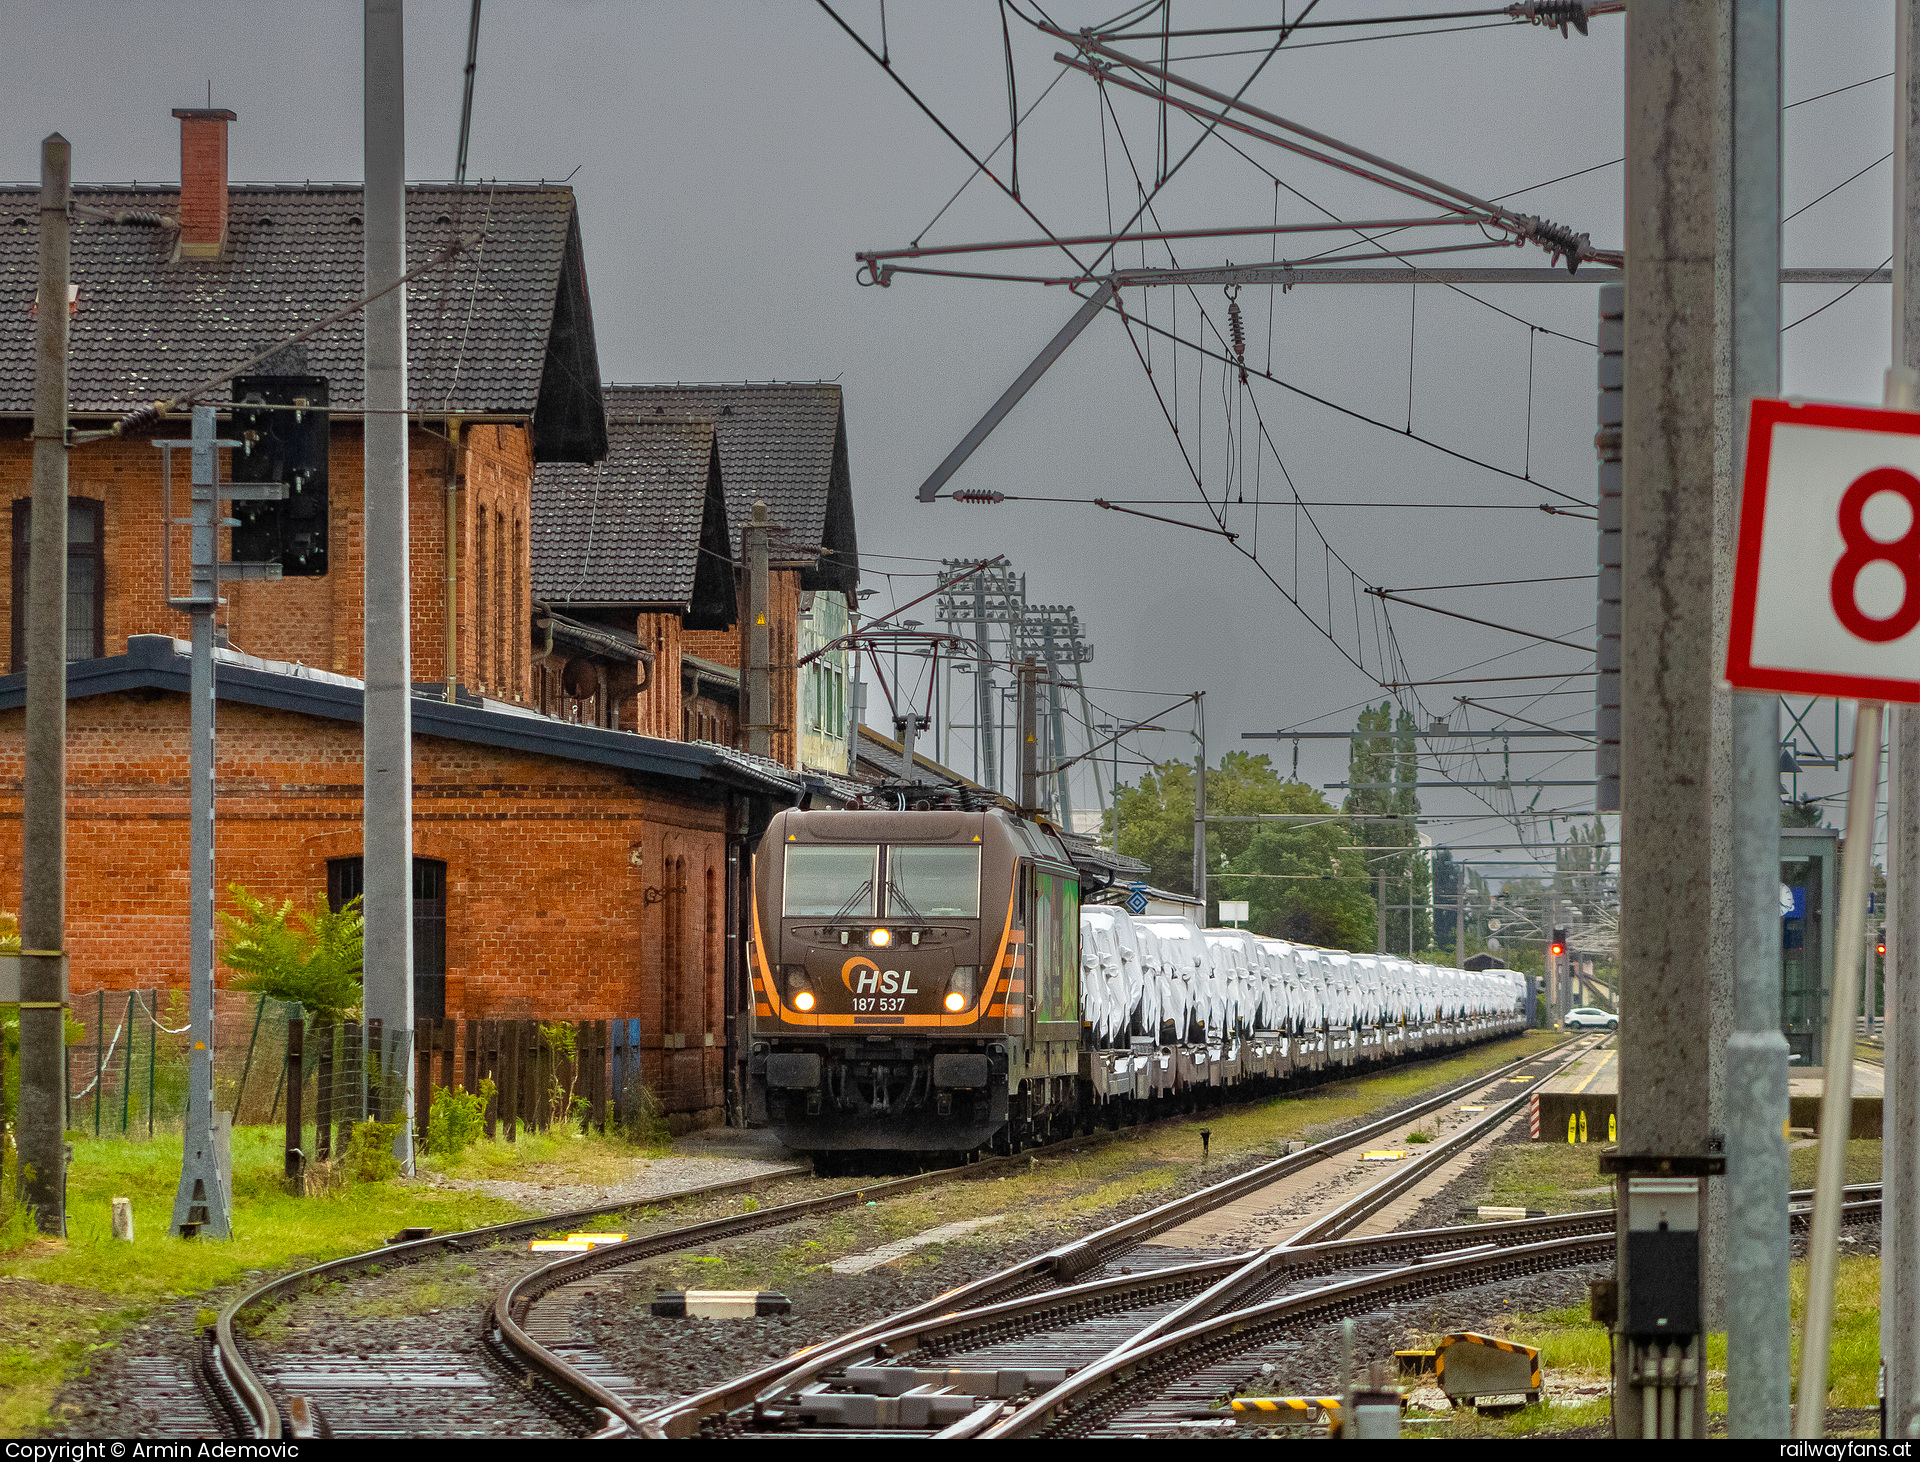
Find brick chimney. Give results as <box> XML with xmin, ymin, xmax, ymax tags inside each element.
<box><xmin>171</xmin><ymin>107</ymin><xmax>236</xmax><ymax>259</ymax></box>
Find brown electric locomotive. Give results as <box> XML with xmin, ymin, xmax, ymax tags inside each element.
<box><xmin>745</xmin><ymin>806</ymin><xmax>1087</xmax><ymax>1154</ymax></box>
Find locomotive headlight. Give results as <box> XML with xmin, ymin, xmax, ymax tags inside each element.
<box><xmin>944</xmin><ymin>965</ymin><xmax>976</xmax><ymax>1013</ymax></box>
<box><xmin>869</xmin><ymin>928</ymin><xmax>892</xmax><ymax>948</ymax></box>
<box><xmin>793</xmin><ymin>990</ymin><xmax>816</xmax><ymax>1012</ymax></box>
<box><xmin>784</xmin><ymin>966</ymin><xmax>816</xmax><ymax>1013</ymax></box>
<box><xmin>944</xmin><ymin>991</ymin><xmax>966</xmax><ymax>1012</ymax></box>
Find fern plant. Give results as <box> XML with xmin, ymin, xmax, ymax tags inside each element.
<box><xmin>219</xmin><ymin>885</ymin><xmax>364</xmax><ymax>1018</ymax></box>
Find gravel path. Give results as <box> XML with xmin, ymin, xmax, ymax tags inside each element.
<box><xmin>427</xmin><ymin>1154</ymin><xmax>807</xmax><ymax>1212</ymax></box>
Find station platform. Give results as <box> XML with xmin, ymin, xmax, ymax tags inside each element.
<box><xmin>1530</xmin><ymin>1043</ymin><xmax>1883</xmax><ymax>1141</ymax></box>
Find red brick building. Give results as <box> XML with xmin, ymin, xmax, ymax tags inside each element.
<box><xmin>534</xmin><ymin>383</ymin><xmax>861</xmax><ymax>775</ymax></box>
<box><xmin>0</xmin><ymin>109</ymin><xmax>824</xmax><ymax>1124</ymax></box>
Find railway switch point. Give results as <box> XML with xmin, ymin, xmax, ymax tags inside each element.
<box><xmin>790</xmin><ymin>1380</ymin><xmax>980</xmax><ymax>1429</ymax></box>
<box><xmin>284</xmin><ymin>1397</ymin><xmax>324</xmax><ymax>1440</ymax></box>
<box><xmin>843</xmin><ymin>1364</ymin><xmax>1068</xmax><ymax>1398</ymax></box>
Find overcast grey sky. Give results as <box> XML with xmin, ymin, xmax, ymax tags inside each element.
<box><xmin>1</xmin><ymin>1</ymin><xmax>1899</xmax><ymax>871</ymax></box>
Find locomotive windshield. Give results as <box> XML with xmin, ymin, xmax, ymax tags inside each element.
<box><xmin>886</xmin><ymin>846</ymin><xmax>981</xmax><ymax>918</ymax></box>
<box><xmin>783</xmin><ymin>844</ymin><xmax>878</xmax><ymax>916</ymax></box>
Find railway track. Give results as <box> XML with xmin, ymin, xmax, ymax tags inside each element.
<box><xmin>979</xmin><ymin>1187</ymin><xmax>1884</xmax><ymax>1438</ymax></box>
<box><xmin>198</xmin><ymin>1028</ymin><xmax>1565</xmax><ymax>1438</ymax></box>
<box><xmin>629</xmin><ymin>1036</ymin><xmax>1592</xmax><ymax>1437</ymax></box>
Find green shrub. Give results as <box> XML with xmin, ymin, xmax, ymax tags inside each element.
<box><xmin>220</xmin><ymin>885</ymin><xmax>363</xmax><ymax>1018</ymax></box>
<box><xmin>540</xmin><ymin>1021</ymin><xmax>581</xmax><ymax>1128</ymax></box>
<box><xmin>617</xmin><ymin>1082</ymin><xmax>671</xmax><ymax>1148</ymax></box>
<box><xmin>426</xmin><ymin>1080</ymin><xmax>494</xmax><ymax>1157</ymax></box>
<box><xmin>343</xmin><ymin>1118</ymin><xmax>404</xmax><ymax>1183</ymax></box>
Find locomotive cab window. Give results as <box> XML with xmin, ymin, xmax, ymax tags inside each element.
<box><xmin>783</xmin><ymin>844</ymin><xmax>878</xmax><ymax>917</ymax></box>
<box><xmin>886</xmin><ymin>846</ymin><xmax>980</xmax><ymax>919</ymax></box>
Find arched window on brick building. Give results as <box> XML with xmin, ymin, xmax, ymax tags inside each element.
<box><xmin>499</xmin><ymin>503</ymin><xmax>514</xmax><ymax>691</ymax></box>
<box><xmin>513</xmin><ymin>514</ymin><xmax>525</xmax><ymax>700</ymax></box>
<box><xmin>704</xmin><ymin>867</ymin><xmax>718</xmax><ymax>1045</ymax></box>
<box><xmin>327</xmin><ymin>855</ymin><xmax>448</xmax><ymax>1019</ymax></box>
<box><xmin>475</xmin><ymin>510</ymin><xmax>491</xmax><ymax>693</ymax></box>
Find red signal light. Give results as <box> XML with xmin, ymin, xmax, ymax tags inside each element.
<box><xmin>1550</xmin><ymin>942</ymin><xmax>1565</xmax><ymax>957</ymax></box>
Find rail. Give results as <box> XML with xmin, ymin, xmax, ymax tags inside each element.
<box><xmin>631</xmin><ymin>1034</ymin><xmax>1582</xmax><ymax>1437</ymax></box>
<box><xmin>205</xmin><ymin>1162</ymin><xmax>809</xmax><ymax>1438</ymax></box>
<box><xmin>980</xmin><ymin>1190</ymin><xmax>1883</xmax><ymax>1438</ymax></box>
<box><xmin>207</xmin><ymin>1023</ymin><xmax>1553</xmax><ymax>1438</ymax></box>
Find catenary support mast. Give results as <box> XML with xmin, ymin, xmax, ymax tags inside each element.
<box><xmin>1722</xmin><ymin>0</ymin><xmax>1791</xmax><ymax>1436</ymax></box>
<box><xmin>1616</xmin><ymin>2</ymin><xmax>1719</xmax><ymax>1438</ymax></box>
<box><xmin>20</xmin><ymin>132</ymin><xmax>71</xmax><ymax>1234</ymax></box>
<box><xmin>363</xmin><ymin>0</ymin><xmax>415</xmax><ymax>1170</ymax></box>
<box><xmin>1884</xmin><ymin>0</ymin><xmax>1920</xmax><ymax>1435</ymax></box>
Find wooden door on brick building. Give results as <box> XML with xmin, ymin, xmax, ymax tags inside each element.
<box><xmin>658</xmin><ymin>847</ymin><xmax>723</xmax><ymax>1117</ymax></box>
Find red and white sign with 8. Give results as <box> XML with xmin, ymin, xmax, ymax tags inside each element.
<box><xmin>1727</xmin><ymin>397</ymin><xmax>1920</xmax><ymax>703</ymax></box>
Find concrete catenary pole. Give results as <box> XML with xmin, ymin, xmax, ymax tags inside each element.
<box><xmin>745</xmin><ymin>501</ymin><xmax>771</xmax><ymax>759</ymax></box>
<box><xmin>167</xmin><ymin>407</ymin><xmax>234</xmax><ymax>1240</ymax></box>
<box><xmin>363</xmin><ymin>0</ymin><xmax>414</xmax><ymax>1169</ymax></box>
<box><xmin>1884</xmin><ymin>0</ymin><xmax>1920</xmax><ymax>1434</ymax></box>
<box><xmin>1722</xmin><ymin>1</ymin><xmax>1792</xmax><ymax>1437</ymax></box>
<box><xmin>1617</xmin><ymin>3</ymin><xmax>1718</xmax><ymax>1438</ymax></box>
<box><xmin>1192</xmin><ymin>692</ymin><xmax>1207</xmax><ymax>918</ymax></box>
<box><xmin>20</xmin><ymin>133</ymin><xmax>71</xmax><ymax>1234</ymax></box>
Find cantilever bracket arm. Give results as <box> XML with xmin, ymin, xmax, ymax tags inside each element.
<box><xmin>916</xmin><ymin>279</ymin><xmax>1116</xmax><ymax>503</ymax></box>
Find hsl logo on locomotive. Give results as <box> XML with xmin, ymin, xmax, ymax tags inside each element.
<box><xmin>840</xmin><ymin>955</ymin><xmax>920</xmax><ymax>995</ymax></box>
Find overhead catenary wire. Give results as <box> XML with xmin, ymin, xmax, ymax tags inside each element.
<box><xmin>844</xmin><ymin>8</ymin><xmax>1621</xmax><ymax>770</ymax></box>
<box><xmin>1102</xmin><ymin>5</ymin><xmax>1616</xmax><ymax>41</ymax></box>
<box><xmin>1784</xmin><ymin>255</ymin><xmax>1893</xmax><ymax>333</ymax></box>
<box><xmin>1784</xmin><ymin>151</ymin><xmax>1892</xmax><ymax>226</ymax></box>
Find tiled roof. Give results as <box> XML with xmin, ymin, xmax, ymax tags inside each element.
<box><xmin>531</xmin><ymin>411</ymin><xmax>727</xmax><ymax>609</ymax></box>
<box><xmin>854</xmin><ymin>723</ymin><xmax>981</xmax><ymax>788</ymax></box>
<box><xmin>612</xmin><ymin>383</ymin><xmax>859</xmax><ymax>594</ymax></box>
<box><xmin>0</xmin><ymin>182</ymin><xmax>606</xmax><ymax>461</ymax></box>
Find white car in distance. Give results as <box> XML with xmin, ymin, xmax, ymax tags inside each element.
<box><xmin>1564</xmin><ymin>1007</ymin><xmax>1619</xmax><ymax>1031</ymax></box>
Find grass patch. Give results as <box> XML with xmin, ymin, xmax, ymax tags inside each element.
<box><xmin>1471</xmin><ymin>1139</ymin><xmax>1613</xmax><ymax>1216</ymax></box>
<box><xmin>1471</xmin><ymin>1138</ymin><xmax>1881</xmax><ymax>1222</ymax></box>
<box><xmin>1789</xmin><ymin>1139</ymin><xmax>1881</xmax><ymax>1190</ymax></box>
<box><xmin>1791</xmin><ymin>1252</ymin><xmax>1881</xmax><ymax>1408</ymax></box>
<box><xmin>1411</xmin><ymin>1251</ymin><xmax>1884</xmax><ymax>1436</ymax></box>
<box><xmin>1431</xmin><ymin>1394</ymin><xmax>1612</xmax><ymax>1437</ymax></box>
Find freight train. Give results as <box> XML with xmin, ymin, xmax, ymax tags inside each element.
<box><xmin>745</xmin><ymin>805</ymin><xmax>1529</xmax><ymax>1156</ymax></box>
